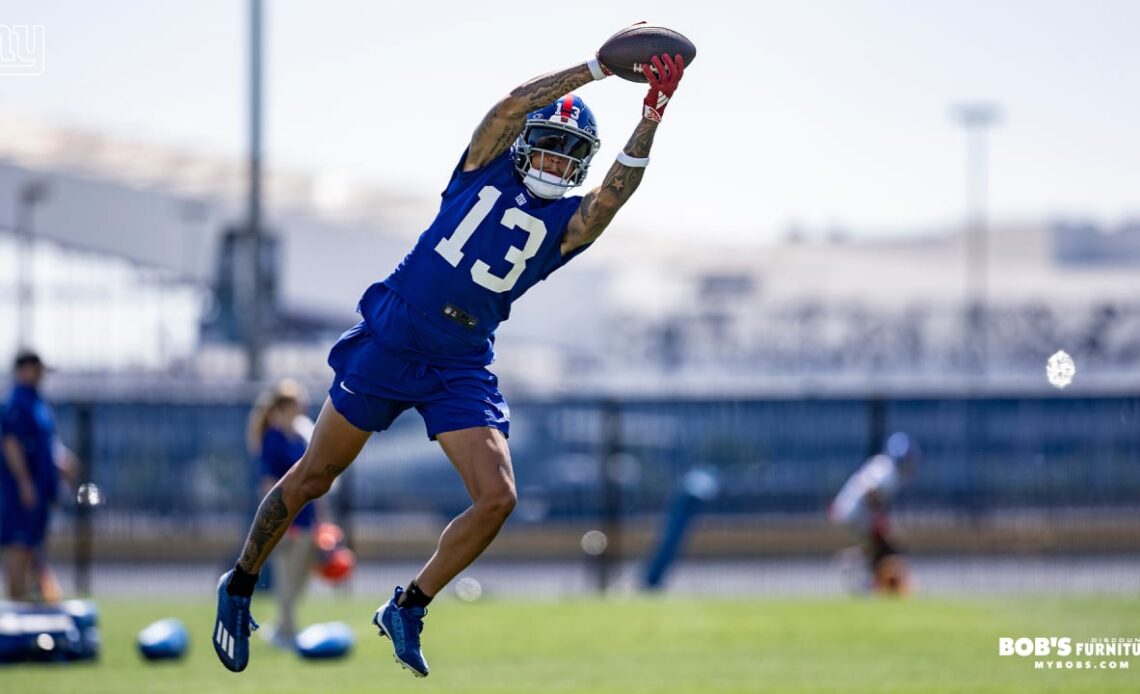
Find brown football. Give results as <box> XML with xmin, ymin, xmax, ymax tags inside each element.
<box><xmin>597</xmin><ymin>23</ymin><xmax>697</xmax><ymax>83</ymax></box>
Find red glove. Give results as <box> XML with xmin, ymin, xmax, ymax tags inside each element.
<box><xmin>641</xmin><ymin>53</ymin><xmax>684</xmax><ymax>122</ymax></box>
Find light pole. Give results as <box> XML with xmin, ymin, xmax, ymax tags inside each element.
<box><xmin>952</xmin><ymin>103</ymin><xmax>1000</xmax><ymax>376</ymax></box>
<box><xmin>246</xmin><ymin>0</ymin><xmax>265</xmax><ymax>382</ymax></box>
<box><xmin>15</xmin><ymin>180</ymin><xmax>50</xmax><ymax>351</ymax></box>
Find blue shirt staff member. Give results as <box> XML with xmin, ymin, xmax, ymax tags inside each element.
<box><xmin>1</xmin><ymin>351</ymin><xmax>77</xmax><ymax>602</ymax></box>
<box><xmin>245</xmin><ymin>379</ymin><xmax>319</xmax><ymax>649</ymax></box>
<box><xmin>214</xmin><ymin>39</ymin><xmax>687</xmax><ymax>677</ymax></box>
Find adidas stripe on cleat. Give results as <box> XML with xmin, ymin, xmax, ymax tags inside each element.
<box><xmin>213</xmin><ymin>570</ymin><xmax>259</xmax><ymax>672</ymax></box>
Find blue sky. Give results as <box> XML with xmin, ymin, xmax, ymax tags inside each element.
<box><xmin>4</xmin><ymin>0</ymin><xmax>1140</xmax><ymax>244</ymax></box>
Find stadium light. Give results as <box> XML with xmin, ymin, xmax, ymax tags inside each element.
<box><xmin>15</xmin><ymin>179</ymin><xmax>50</xmax><ymax>351</ymax></box>
<box><xmin>246</xmin><ymin>0</ymin><xmax>266</xmax><ymax>381</ymax></box>
<box><xmin>951</xmin><ymin>102</ymin><xmax>1001</xmax><ymax>377</ymax></box>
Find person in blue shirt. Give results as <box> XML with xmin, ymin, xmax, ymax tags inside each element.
<box><xmin>215</xmin><ymin>43</ymin><xmax>686</xmax><ymax>676</ymax></box>
<box><xmin>1</xmin><ymin>351</ymin><xmax>76</xmax><ymax>602</ymax></box>
<box><xmin>245</xmin><ymin>379</ymin><xmax>317</xmax><ymax>649</ymax></box>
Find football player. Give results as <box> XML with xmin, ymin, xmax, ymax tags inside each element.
<box><xmin>214</xmin><ymin>49</ymin><xmax>686</xmax><ymax>676</ymax></box>
<box><xmin>829</xmin><ymin>432</ymin><xmax>919</xmax><ymax>595</ymax></box>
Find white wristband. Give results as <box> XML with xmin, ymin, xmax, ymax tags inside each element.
<box><xmin>586</xmin><ymin>56</ymin><xmax>608</xmax><ymax>81</ymax></box>
<box><xmin>616</xmin><ymin>151</ymin><xmax>650</xmax><ymax>168</ymax></box>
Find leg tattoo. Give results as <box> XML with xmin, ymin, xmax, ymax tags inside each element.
<box><xmin>237</xmin><ymin>487</ymin><xmax>291</xmax><ymax>573</ymax></box>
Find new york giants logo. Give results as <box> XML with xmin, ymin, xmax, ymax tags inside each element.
<box><xmin>0</xmin><ymin>25</ymin><xmax>45</xmax><ymax>76</ymax></box>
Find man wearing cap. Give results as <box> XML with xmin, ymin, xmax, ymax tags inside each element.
<box><xmin>1</xmin><ymin>351</ymin><xmax>76</xmax><ymax>602</ymax></box>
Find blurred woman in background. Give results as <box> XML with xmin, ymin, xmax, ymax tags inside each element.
<box><xmin>246</xmin><ymin>379</ymin><xmax>317</xmax><ymax>649</ymax></box>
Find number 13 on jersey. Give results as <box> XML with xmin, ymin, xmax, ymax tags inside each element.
<box><xmin>433</xmin><ymin>186</ymin><xmax>548</xmax><ymax>293</ymax></box>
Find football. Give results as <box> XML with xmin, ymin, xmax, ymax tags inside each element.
<box><xmin>137</xmin><ymin>618</ymin><xmax>189</xmax><ymax>661</ymax></box>
<box><xmin>597</xmin><ymin>23</ymin><xmax>697</xmax><ymax>83</ymax></box>
<box><xmin>295</xmin><ymin>622</ymin><xmax>355</xmax><ymax>660</ymax></box>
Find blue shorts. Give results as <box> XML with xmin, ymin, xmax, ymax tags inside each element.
<box><xmin>327</xmin><ymin>322</ymin><xmax>510</xmax><ymax>439</ymax></box>
<box><xmin>0</xmin><ymin>504</ymin><xmax>50</xmax><ymax>549</ymax></box>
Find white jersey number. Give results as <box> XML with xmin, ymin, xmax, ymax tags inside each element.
<box><xmin>433</xmin><ymin>185</ymin><xmax>548</xmax><ymax>293</ymax></box>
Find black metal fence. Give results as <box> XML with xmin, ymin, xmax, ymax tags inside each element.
<box><xmin>3</xmin><ymin>391</ymin><xmax>1136</xmax><ymax>596</ymax></box>
<box><xmin>41</xmin><ymin>392</ymin><xmax>1139</xmax><ymax>521</ymax></box>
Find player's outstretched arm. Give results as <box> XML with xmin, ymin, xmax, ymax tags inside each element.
<box><xmin>464</xmin><ymin>56</ymin><xmax>612</xmax><ymax>172</ymax></box>
<box><xmin>561</xmin><ymin>54</ymin><xmax>684</xmax><ymax>255</ymax></box>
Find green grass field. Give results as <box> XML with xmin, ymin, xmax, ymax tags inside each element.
<box><xmin>3</xmin><ymin>594</ymin><xmax>1138</xmax><ymax>693</ymax></box>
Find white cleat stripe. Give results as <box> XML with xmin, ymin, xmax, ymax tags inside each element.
<box><xmin>227</xmin><ymin>633</ymin><xmax>234</xmax><ymax>660</ymax></box>
<box><xmin>215</xmin><ymin>620</ymin><xmax>223</xmax><ymax>645</ymax></box>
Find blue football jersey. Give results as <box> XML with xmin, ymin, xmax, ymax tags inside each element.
<box><xmin>362</xmin><ymin>148</ymin><xmax>590</xmax><ymax>365</ymax></box>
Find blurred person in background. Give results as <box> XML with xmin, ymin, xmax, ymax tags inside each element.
<box><xmin>829</xmin><ymin>432</ymin><xmax>919</xmax><ymax>595</ymax></box>
<box><xmin>245</xmin><ymin>379</ymin><xmax>318</xmax><ymax>650</ymax></box>
<box><xmin>214</xmin><ymin>39</ymin><xmax>686</xmax><ymax>677</ymax></box>
<box><xmin>1</xmin><ymin>351</ymin><xmax>78</xmax><ymax>602</ymax></box>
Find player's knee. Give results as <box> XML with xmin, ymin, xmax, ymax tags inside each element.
<box><xmin>283</xmin><ymin>465</ymin><xmax>334</xmax><ymax>503</ymax></box>
<box><xmin>297</xmin><ymin>474</ymin><xmax>334</xmax><ymax>502</ymax></box>
<box><xmin>477</xmin><ymin>485</ymin><xmax>517</xmax><ymax>521</ymax></box>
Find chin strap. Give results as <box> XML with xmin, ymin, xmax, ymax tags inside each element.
<box><xmin>522</xmin><ymin>169</ymin><xmax>569</xmax><ymax>199</ymax></box>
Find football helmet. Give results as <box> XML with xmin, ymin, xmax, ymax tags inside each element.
<box><xmin>513</xmin><ymin>94</ymin><xmax>600</xmax><ymax>199</ymax></box>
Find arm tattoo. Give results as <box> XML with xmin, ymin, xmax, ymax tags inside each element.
<box><xmin>237</xmin><ymin>486</ymin><xmax>291</xmax><ymax>573</ymax></box>
<box><xmin>471</xmin><ymin>113</ymin><xmax>523</xmax><ymax>163</ymax></box>
<box><xmin>469</xmin><ymin>65</ymin><xmax>595</xmax><ymax>167</ymax></box>
<box><xmin>622</xmin><ymin>117</ymin><xmax>659</xmax><ymax>159</ymax></box>
<box><xmin>509</xmin><ymin>65</ymin><xmax>594</xmax><ymax>111</ymax></box>
<box><xmin>570</xmin><ymin>118</ymin><xmax>659</xmax><ymax>244</ymax></box>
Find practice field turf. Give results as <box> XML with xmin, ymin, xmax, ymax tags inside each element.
<box><xmin>3</xmin><ymin>594</ymin><xmax>1138</xmax><ymax>693</ymax></box>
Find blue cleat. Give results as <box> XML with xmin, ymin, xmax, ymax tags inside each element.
<box><xmin>373</xmin><ymin>586</ymin><xmax>429</xmax><ymax>677</ymax></box>
<box><xmin>213</xmin><ymin>570</ymin><xmax>259</xmax><ymax>672</ymax></box>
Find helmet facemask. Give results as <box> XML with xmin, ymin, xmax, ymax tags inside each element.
<box><xmin>514</xmin><ymin>113</ymin><xmax>600</xmax><ymax>199</ymax></box>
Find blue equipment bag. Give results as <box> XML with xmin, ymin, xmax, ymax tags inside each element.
<box><xmin>0</xmin><ymin>599</ymin><xmax>100</xmax><ymax>663</ymax></box>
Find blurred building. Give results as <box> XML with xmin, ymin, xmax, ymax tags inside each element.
<box><xmin>2</xmin><ymin>118</ymin><xmax>1137</xmax><ymax>567</ymax></box>
<box><xmin>0</xmin><ymin>115</ymin><xmax>1138</xmax><ymax>395</ymax></box>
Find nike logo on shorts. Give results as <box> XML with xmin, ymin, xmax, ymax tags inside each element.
<box><xmin>339</xmin><ymin>381</ymin><xmax>357</xmax><ymax>395</ymax></box>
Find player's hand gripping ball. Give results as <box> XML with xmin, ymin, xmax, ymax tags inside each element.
<box><xmin>596</xmin><ymin>23</ymin><xmax>697</xmax><ymax>83</ymax></box>
<box><xmin>640</xmin><ymin>53</ymin><xmax>684</xmax><ymax>121</ymax></box>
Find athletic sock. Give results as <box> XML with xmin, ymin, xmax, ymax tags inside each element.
<box><xmin>226</xmin><ymin>565</ymin><xmax>259</xmax><ymax>597</ymax></box>
<box><xmin>398</xmin><ymin>581</ymin><xmax>434</xmax><ymax>609</ymax></box>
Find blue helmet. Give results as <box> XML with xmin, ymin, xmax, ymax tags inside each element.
<box><xmin>885</xmin><ymin>432</ymin><xmax>920</xmax><ymax>464</ymax></box>
<box><xmin>513</xmin><ymin>94</ymin><xmax>600</xmax><ymax>199</ymax></box>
